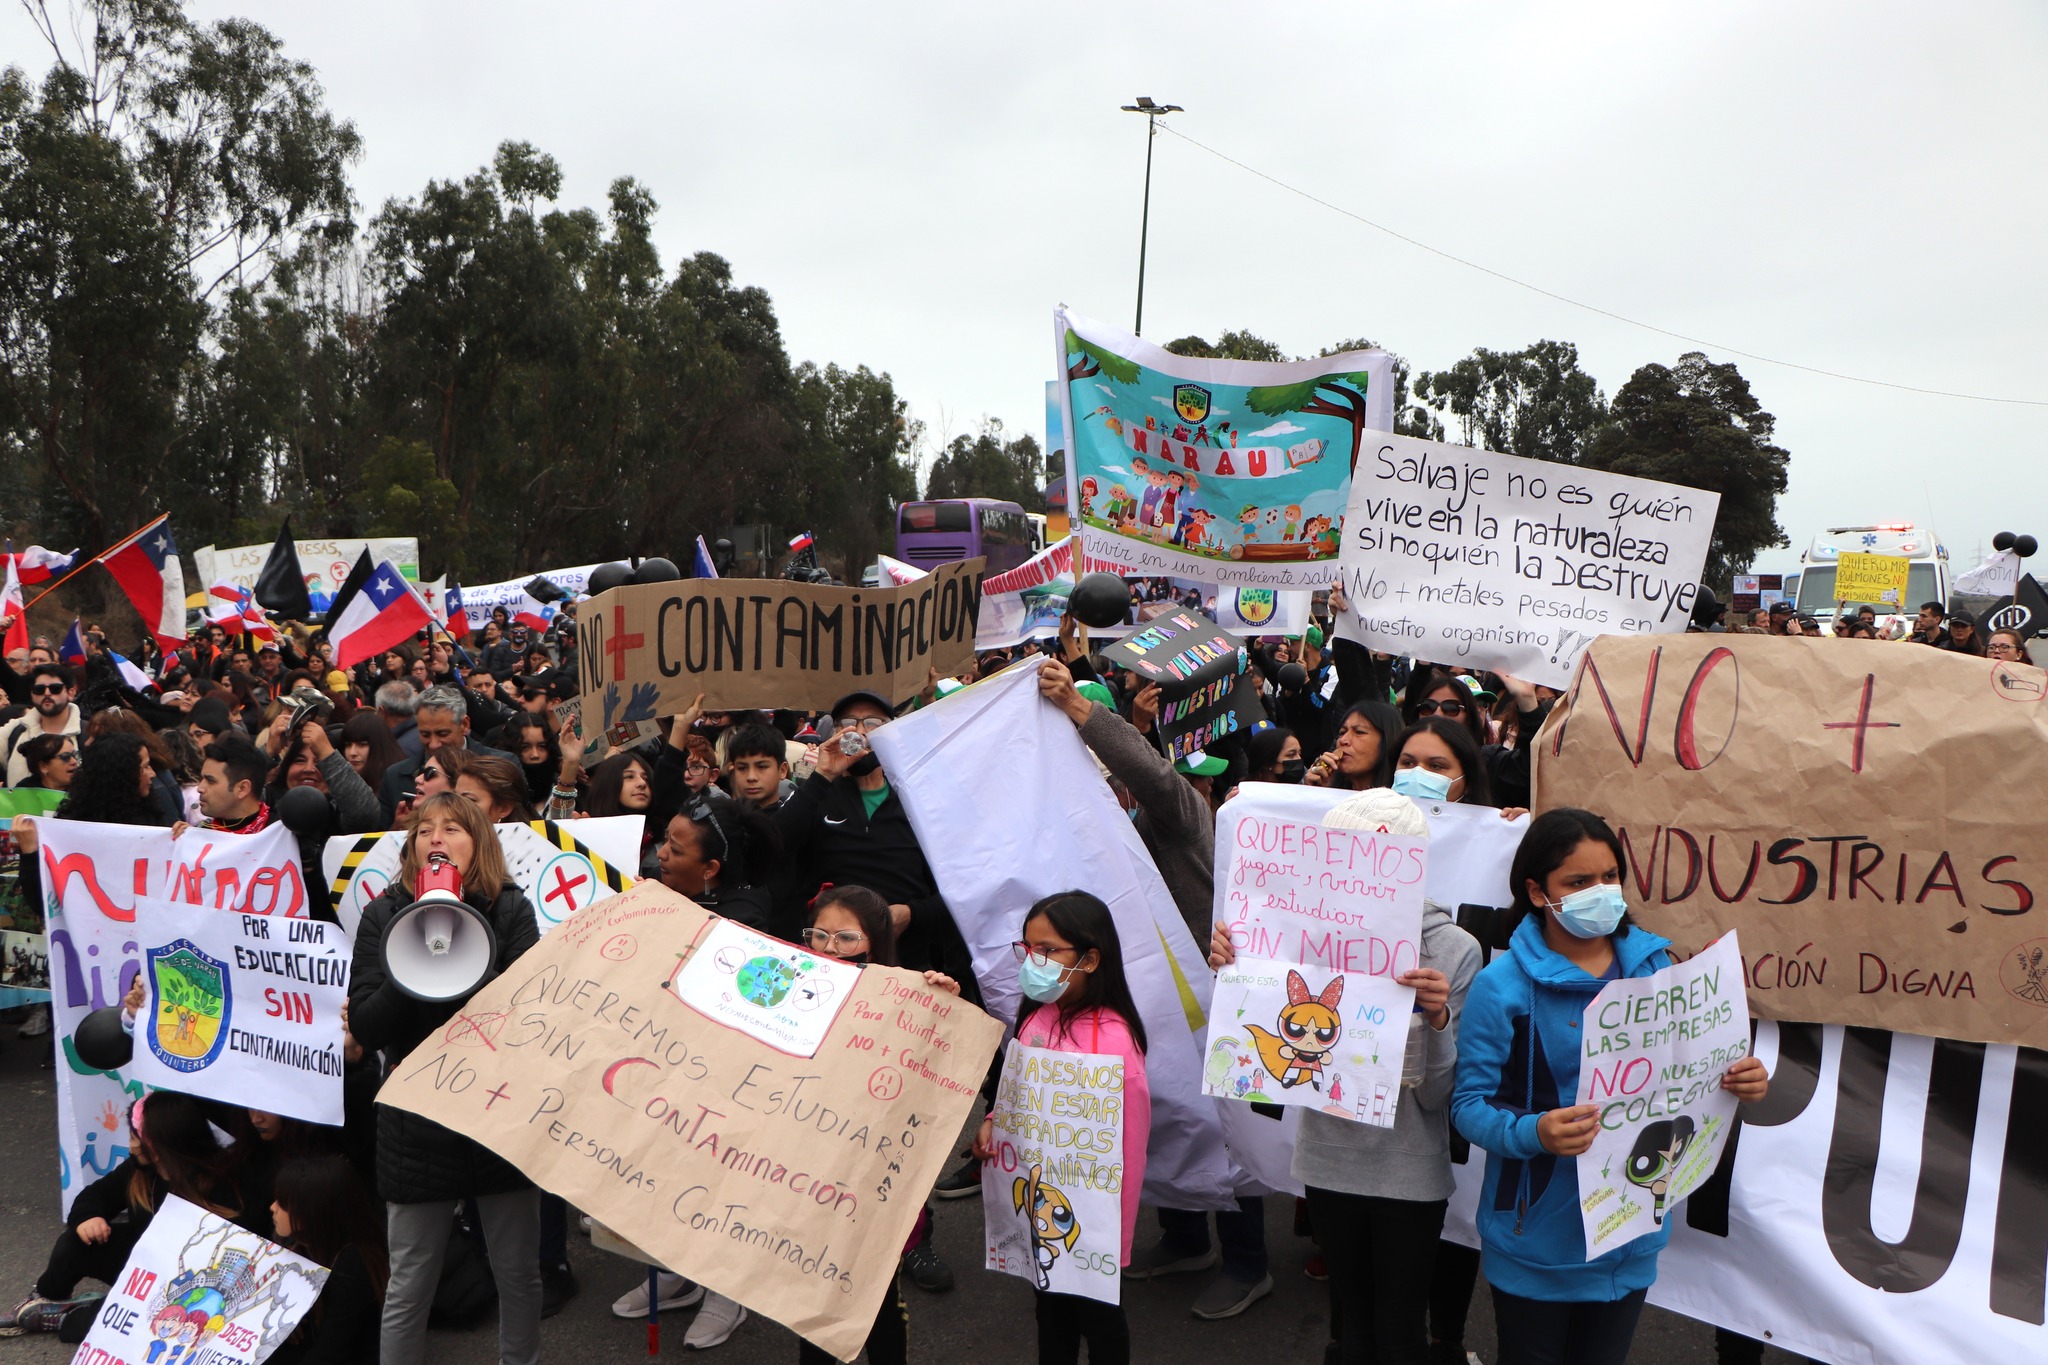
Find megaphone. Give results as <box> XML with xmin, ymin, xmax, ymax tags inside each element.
<box><xmin>381</xmin><ymin>854</ymin><xmax>498</xmax><ymax>1003</ymax></box>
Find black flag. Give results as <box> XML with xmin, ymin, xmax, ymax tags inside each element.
<box><xmin>253</xmin><ymin>520</ymin><xmax>313</xmax><ymax>620</ymax></box>
<box><xmin>320</xmin><ymin>549</ymin><xmax>375</xmax><ymax>629</ymax></box>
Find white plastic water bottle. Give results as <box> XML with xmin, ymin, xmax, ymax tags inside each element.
<box><xmin>1401</xmin><ymin>1005</ymin><xmax>1428</xmax><ymax>1089</ymax></box>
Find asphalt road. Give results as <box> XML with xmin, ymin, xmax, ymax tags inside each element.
<box><xmin>0</xmin><ymin>1026</ymin><xmax>1804</xmax><ymax>1363</ymax></box>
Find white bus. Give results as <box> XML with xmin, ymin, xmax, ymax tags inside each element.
<box><xmin>1793</xmin><ymin>524</ymin><xmax>1951</xmax><ymax>631</ymax></box>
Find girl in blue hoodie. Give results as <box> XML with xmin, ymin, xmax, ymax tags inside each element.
<box><xmin>1451</xmin><ymin>808</ymin><xmax>1768</xmax><ymax>1365</ymax></box>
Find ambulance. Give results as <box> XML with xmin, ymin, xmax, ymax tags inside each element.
<box><xmin>1792</xmin><ymin>524</ymin><xmax>1950</xmax><ymax>633</ymax></box>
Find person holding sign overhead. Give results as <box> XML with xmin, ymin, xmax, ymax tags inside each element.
<box><xmin>347</xmin><ymin>793</ymin><xmax>543</xmax><ymax>1365</ymax></box>
<box><xmin>1450</xmin><ymin>810</ymin><xmax>1770</xmax><ymax>1365</ymax></box>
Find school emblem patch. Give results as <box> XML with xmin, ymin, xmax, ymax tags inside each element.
<box><xmin>146</xmin><ymin>940</ymin><xmax>232</xmax><ymax>1072</ymax></box>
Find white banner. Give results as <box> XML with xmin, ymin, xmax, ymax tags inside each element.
<box><xmin>871</xmin><ymin>659</ymin><xmax>1237</xmax><ymax>1211</ymax></box>
<box><xmin>129</xmin><ymin>897</ymin><xmax>349</xmax><ymax>1125</ymax></box>
<box><xmin>1575</xmin><ymin>933</ymin><xmax>1749</xmax><ymax>1256</ymax></box>
<box><xmin>1336</xmin><ymin>431</ymin><xmax>1719</xmax><ymax>686</ymax></box>
<box><xmin>1443</xmin><ymin>1019</ymin><xmax>2048</xmax><ymax>1364</ymax></box>
<box><xmin>195</xmin><ymin>537</ymin><xmax>419</xmax><ymax>611</ymax></box>
<box><xmin>454</xmin><ymin>564</ymin><xmax>600</xmax><ymax>616</ymax></box>
<box><xmin>39</xmin><ymin>820</ymin><xmax>309</xmax><ymax>1215</ymax></box>
<box><xmin>1206</xmin><ymin>783</ymin><xmax>1425</xmax><ymax>1125</ymax></box>
<box><xmin>983</xmin><ymin>1040</ymin><xmax>1125</xmax><ymax>1302</ymax></box>
<box><xmin>666</xmin><ymin>916</ymin><xmax>857</xmax><ymax>1058</ymax></box>
<box><xmin>71</xmin><ymin>1193</ymin><xmax>328</xmax><ymax>1365</ymax></box>
<box><xmin>320</xmin><ymin>816</ymin><xmax>642</xmax><ymax>938</ymax></box>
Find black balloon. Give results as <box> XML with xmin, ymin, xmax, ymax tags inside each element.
<box><xmin>274</xmin><ymin>785</ymin><xmax>332</xmax><ymax>834</ymax></box>
<box><xmin>629</xmin><ymin>557</ymin><xmax>682</xmax><ymax>584</ymax></box>
<box><xmin>2016</xmin><ymin>535</ymin><xmax>2039</xmax><ymax>559</ymax></box>
<box><xmin>585</xmin><ymin>561</ymin><xmax>632</xmax><ymax>595</ymax></box>
<box><xmin>1070</xmin><ymin>573</ymin><xmax>1133</xmax><ymax>629</ymax></box>
<box><xmin>1994</xmin><ymin>531</ymin><xmax>2017</xmax><ymax>552</ymax></box>
<box><xmin>1278</xmin><ymin>663</ymin><xmax>1308</xmax><ymax>691</ymax></box>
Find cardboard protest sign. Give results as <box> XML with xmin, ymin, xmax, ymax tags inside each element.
<box><xmin>1533</xmin><ymin>633</ymin><xmax>2048</xmax><ymax>1048</ymax></box>
<box><xmin>870</xmin><ymin>661</ymin><xmax>1237</xmax><ymax>1212</ymax></box>
<box><xmin>322</xmin><ymin>816</ymin><xmax>641</xmax><ymax>938</ymax></box>
<box><xmin>576</xmin><ymin>559</ymin><xmax>983</xmax><ymax>715</ymax></box>
<box><xmin>129</xmin><ymin>897</ymin><xmax>349</xmax><ymax>1125</ymax></box>
<box><xmin>37</xmin><ymin>820</ymin><xmax>309</xmax><ymax>1214</ymax></box>
<box><xmin>375</xmin><ymin>880</ymin><xmax>1002</xmax><ymax>1360</ymax></box>
<box><xmin>1574</xmin><ymin>933</ymin><xmax>1749</xmax><ymax>1256</ymax></box>
<box><xmin>1057</xmin><ymin>309</ymin><xmax>1393</xmax><ymax>588</ymax></box>
<box><xmin>1205</xmin><ymin>784</ymin><xmax>1426</xmax><ymax>1125</ymax></box>
<box><xmin>1337</xmin><ymin>431</ymin><xmax>1718</xmax><ymax>686</ymax></box>
<box><xmin>983</xmin><ymin>1040</ymin><xmax>1124</xmax><ymax>1303</ymax></box>
<box><xmin>69</xmin><ymin>1193</ymin><xmax>327</xmax><ymax>1365</ymax></box>
<box><xmin>1832</xmin><ymin>552</ymin><xmax>1912</xmax><ymax>607</ymax></box>
<box><xmin>1101</xmin><ymin>610</ymin><xmax>1259</xmax><ymax>760</ymax></box>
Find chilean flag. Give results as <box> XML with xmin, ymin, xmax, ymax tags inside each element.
<box><xmin>327</xmin><ymin>560</ymin><xmax>434</xmax><ymax>670</ymax></box>
<box><xmin>787</xmin><ymin>531</ymin><xmax>814</xmax><ymax>553</ymax></box>
<box><xmin>445</xmin><ymin>582</ymin><xmax>470</xmax><ymax>638</ymax></box>
<box><xmin>60</xmin><ymin>619</ymin><xmax>88</xmax><ymax>665</ymax></box>
<box><xmin>2</xmin><ymin>545</ymin><xmax>76</xmax><ymax>586</ymax></box>
<box><xmin>207</xmin><ymin>578</ymin><xmax>275</xmax><ymax>642</ymax></box>
<box><xmin>98</xmin><ymin>516</ymin><xmax>187</xmax><ymax>651</ymax></box>
<box><xmin>109</xmin><ymin>650</ymin><xmax>155</xmax><ymax>692</ymax></box>
<box><xmin>512</xmin><ymin>586</ymin><xmax>552</xmax><ymax>633</ymax></box>
<box><xmin>0</xmin><ymin>549</ymin><xmax>26</xmax><ymax>657</ymax></box>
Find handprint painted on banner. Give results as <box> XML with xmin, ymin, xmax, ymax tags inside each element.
<box><xmin>601</xmin><ymin>682</ymin><xmax>623</xmax><ymax>732</ymax></box>
<box><xmin>623</xmin><ymin>681</ymin><xmax>660</xmax><ymax>723</ymax></box>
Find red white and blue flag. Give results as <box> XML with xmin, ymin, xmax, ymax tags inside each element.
<box><xmin>512</xmin><ymin>584</ymin><xmax>552</xmax><ymax>633</ymax></box>
<box><xmin>787</xmin><ymin>531</ymin><xmax>814</xmax><ymax>553</ymax></box>
<box><xmin>445</xmin><ymin>582</ymin><xmax>470</xmax><ymax>637</ymax></box>
<box><xmin>1</xmin><ymin>547</ymin><xmax>26</xmax><ymax>657</ymax></box>
<box><xmin>2</xmin><ymin>545</ymin><xmax>76</xmax><ymax>586</ymax></box>
<box><xmin>327</xmin><ymin>559</ymin><xmax>434</xmax><ymax>670</ymax></box>
<box><xmin>206</xmin><ymin>577</ymin><xmax>275</xmax><ymax>642</ymax></box>
<box><xmin>692</xmin><ymin>536</ymin><xmax>719</xmax><ymax>580</ymax></box>
<box><xmin>60</xmin><ymin>619</ymin><xmax>88</xmax><ymax>665</ymax></box>
<box><xmin>108</xmin><ymin>650</ymin><xmax>155</xmax><ymax>692</ymax></box>
<box><xmin>97</xmin><ymin>516</ymin><xmax>187</xmax><ymax>651</ymax></box>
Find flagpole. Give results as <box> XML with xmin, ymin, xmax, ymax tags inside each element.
<box><xmin>24</xmin><ymin>514</ymin><xmax>165</xmax><ymax>611</ymax></box>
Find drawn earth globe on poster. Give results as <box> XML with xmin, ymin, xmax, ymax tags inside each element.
<box><xmin>146</xmin><ymin>940</ymin><xmax>233</xmax><ymax>1073</ymax></box>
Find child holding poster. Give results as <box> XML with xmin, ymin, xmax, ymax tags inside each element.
<box><xmin>1206</xmin><ymin>789</ymin><xmax>1481</xmax><ymax>1365</ymax></box>
<box><xmin>1450</xmin><ymin>810</ymin><xmax>1770</xmax><ymax>1365</ymax></box>
<box><xmin>973</xmin><ymin>892</ymin><xmax>1150</xmax><ymax>1365</ymax></box>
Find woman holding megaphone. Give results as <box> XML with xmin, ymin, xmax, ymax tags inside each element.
<box><xmin>348</xmin><ymin>793</ymin><xmax>543</xmax><ymax>1365</ymax></box>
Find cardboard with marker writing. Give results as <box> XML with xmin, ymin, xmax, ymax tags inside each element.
<box><xmin>576</xmin><ymin>559</ymin><xmax>985</xmax><ymax>716</ymax></box>
<box><xmin>375</xmin><ymin>880</ymin><xmax>1003</xmax><ymax>1361</ymax></box>
<box><xmin>1533</xmin><ymin>633</ymin><xmax>2048</xmax><ymax>1048</ymax></box>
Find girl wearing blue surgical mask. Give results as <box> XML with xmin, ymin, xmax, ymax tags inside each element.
<box><xmin>1389</xmin><ymin>717</ymin><xmax>1531</xmax><ymax>818</ymax></box>
<box><xmin>973</xmin><ymin>891</ymin><xmax>1150</xmax><ymax>1365</ymax></box>
<box><xmin>1450</xmin><ymin>810</ymin><xmax>1769</xmax><ymax>1365</ymax></box>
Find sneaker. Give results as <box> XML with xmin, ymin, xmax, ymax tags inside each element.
<box><xmin>1122</xmin><ymin>1240</ymin><xmax>1220</xmax><ymax>1280</ymax></box>
<box><xmin>540</xmin><ymin>1264</ymin><xmax>579</xmax><ymax>1318</ymax></box>
<box><xmin>1191</xmin><ymin>1272</ymin><xmax>1274</xmax><ymax>1321</ymax></box>
<box><xmin>901</xmin><ymin>1243</ymin><xmax>954</xmax><ymax>1294</ymax></box>
<box><xmin>611</xmin><ymin>1272</ymin><xmax>704</xmax><ymax>1319</ymax></box>
<box><xmin>57</xmin><ymin>1299</ymin><xmax>103</xmax><ymax>1344</ymax></box>
<box><xmin>18</xmin><ymin>1004</ymin><xmax>50</xmax><ymax>1037</ymax></box>
<box><xmin>1</xmin><ymin>1295</ymin><xmax>93</xmax><ymax>1336</ymax></box>
<box><xmin>930</xmin><ymin>1156</ymin><xmax>983</xmax><ymax>1200</ymax></box>
<box><xmin>683</xmin><ymin>1291</ymin><xmax>746</xmax><ymax>1349</ymax></box>
<box><xmin>1303</xmin><ymin>1253</ymin><xmax>1328</xmax><ymax>1281</ymax></box>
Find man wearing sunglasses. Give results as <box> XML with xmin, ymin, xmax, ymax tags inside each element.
<box><xmin>3</xmin><ymin>665</ymin><xmax>81</xmax><ymax>787</ymax></box>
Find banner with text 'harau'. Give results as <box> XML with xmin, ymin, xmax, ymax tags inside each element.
<box><xmin>577</xmin><ymin>560</ymin><xmax>983</xmax><ymax>717</ymax></box>
<box><xmin>1337</xmin><ymin>431</ymin><xmax>1718</xmax><ymax>687</ymax></box>
<box><xmin>1534</xmin><ymin>633</ymin><xmax>2048</xmax><ymax>1049</ymax></box>
<box><xmin>1054</xmin><ymin>309</ymin><xmax>1393</xmax><ymax>589</ymax></box>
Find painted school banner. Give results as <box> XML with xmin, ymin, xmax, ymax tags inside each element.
<box><xmin>1534</xmin><ymin>633</ymin><xmax>2048</xmax><ymax>1050</ymax></box>
<box><xmin>321</xmin><ymin>816</ymin><xmax>642</xmax><ymax>938</ymax></box>
<box><xmin>1575</xmin><ymin>933</ymin><xmax>1749</xmax><ymax>1256</ymax></box>
<box><xmin>871</xmin><ymin>659</ymin><xmax>1238</xmax><ymax>1212</ymax></box>
<box><xmin>1336</xmin><ymin>431</ymin><xmax>1718</xmax><ymax>686</ymax></box>
<box><xmin>578</xmin><ymin>559</ymin><xmax>983</xmax><ymax>715</ymax></box>
<box><xmin>983</xmin><ymin>1040</ymin><xmax>1124</xmax><ymax>1303</ymax></box>
<box><xmin>38</xmin><ymin>820</ymin><xmax>309</xmax><ymax>1215</ymax></box>
<box><xmin>1205</xmin><ymin>784</ymin><xmax>1426</xmax><ymax>1126</ymax></box>
<box><xmin>69</xmin><ymin>1193</ymin><xmax>327</xmax><ymax>1365</ymax></box>
<box><xmin>129</xmin><ymin>898</ymin><xmax>349</xmax><ymax>1125</ymax></box>
<box><xmin>1056</xmin><ymin>309</ymin><xmax>1393</xmax><ymax>588</ymax></box>
<box><xmin>1444</xmin><ymin>1018</ymin><xmax>2048</xmax><ymax>1365</ymax></box>
<box><xmin>375</xmin><ymin>880</ymin><xmax>1001</xmax><ymax>1362</ymax></box>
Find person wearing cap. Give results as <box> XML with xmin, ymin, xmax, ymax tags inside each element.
<box><xmin>1174</xmin><ymin>750</ymin><xmax>1228</xmax><ymax>804</ymax></box>
<box><xmin>1037</xmin><ymin>657</ymin><xmax>1277</xmax><ymax>1321</ymax></box>
<box><xmin>772</xmin><ymin>686</ymin><xmax>974</xmax><ymax>1297</ymax></box>
<box><xmin>1768</xmin><ymin>600</ymin><xmax>1797</xmax><ymax>635</ymax></box>
<box><xmin>1940</xmin><ymin>608</ymin><xmax>1986</xmax><ymax>656</ymax></box>
<box><xmin>184</xmin><ymin>695</ymin><xmax>234</xmax><ymax>750</ymax></box>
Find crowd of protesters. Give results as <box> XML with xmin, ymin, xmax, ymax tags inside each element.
<box><xmin>0</xmin><ymin>568</ymin><xmax>2027</xmax><ymax>1365</ymax></box>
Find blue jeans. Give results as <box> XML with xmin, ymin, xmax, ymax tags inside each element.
<box><xmin>1156</xmin><ymin>1196</ymin><xmax>1268</xmax><ymax>1282</ymax></box>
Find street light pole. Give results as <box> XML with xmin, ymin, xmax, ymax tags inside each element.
<box><xmin>1121</xmin><ymin>97</ymin><xmax>1181</xmax><ymax>336</ymax></box>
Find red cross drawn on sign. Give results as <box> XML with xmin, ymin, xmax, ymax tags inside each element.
<box><xmin>606</xmin><ymin>602</ymin><xmax>644</xmax><ymax>680</ymax></box>
<box><xmin>546</xmin><ymin>863</ymin><xmax>591</xmax><ymax>913</ymax></box>
<box><xmin>1821</xmin><ymin>673</ymin><xmax>1900</xmax><ymax>775</ymax></box>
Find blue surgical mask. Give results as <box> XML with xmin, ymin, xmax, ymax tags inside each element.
<box><xmin>1391</xmin><ymin>767</ymin><xmax>1453</xmax><ymax>802</ymax></box>
<box><xmin>1018</xmin><ymin>956</ymin><xmax>1076</xmax><ymax>1003</ymax></box>
<box><xmin>1550</xmin><ymin>884</ymin><xmax>1628</xmax><ymax>939</ymax></box>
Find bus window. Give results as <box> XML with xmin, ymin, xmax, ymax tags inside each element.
<box><xmin>901</xmin><ymin>503</ymin><xmax>972</xmax><ymax>533</ymax></box>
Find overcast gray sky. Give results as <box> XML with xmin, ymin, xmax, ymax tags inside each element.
<box><xmin>10</xmin><ymin>0</ymin><xmax>2043</xmax><ymax>573</ymax></box>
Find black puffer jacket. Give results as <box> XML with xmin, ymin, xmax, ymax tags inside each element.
<box><xmin>348</xmin><ymin>882</ymin><xmax>540</xmax><ymax>1203</ymax></box>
